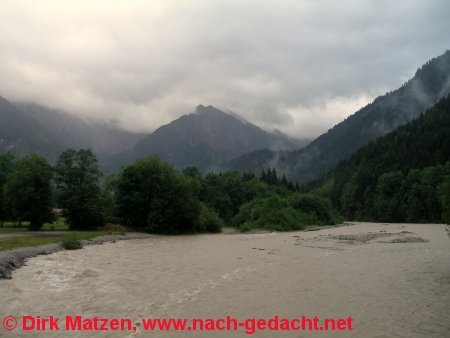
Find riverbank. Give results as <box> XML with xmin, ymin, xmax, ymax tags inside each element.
<box><xmin>0</xmin><ymin>223</ymin><xmax>353</xmax><ymax>279</ymax></box>
<box><xmin>0</xmin><ymin>233</ymin><xmax>151</xmax><ymax>279</ymax></box>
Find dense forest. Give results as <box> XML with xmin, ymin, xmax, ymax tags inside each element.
<box><xmin>315</xmin><ymin>95</ymin><xmax>450</xmax><ymax>223</ymax></box>
<box><xmin>0</xmin><ymin>150</ymin><xmax>341</xmax><ymax>233</ymax></box>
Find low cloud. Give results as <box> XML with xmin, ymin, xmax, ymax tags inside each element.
<box><xmin>0</xmin><ymin>0</ymin><xmax>449</xmax><ymax>137</ymax></box>
<box><xmin>277</xmin><ymin>95</ymin><xmax>373</xmax><ymax>138</ymax></box>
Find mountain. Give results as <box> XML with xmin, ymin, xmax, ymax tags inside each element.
<box><xmin>225</xmin><ymin>50</ymin><xmax>450</xmax><ymax>183</ymax></box>
<box><xmin>0</xmin><ymin>96</ymin><xmax>62</xmax><ymax>159</ymax></box>
<box><xmin>16</xmin><ymin>103</ymin><xmax>145</xmax><ymax>156</ymax></box>
<box><xmin>108</xmin><ymin>105</ymin><xmax>308</xmax><ymax>172</ymax></box>
<box><xmin>323</xmin><ymin>94</ymin><xmax>450</xmax><ymax>222</ymax></box>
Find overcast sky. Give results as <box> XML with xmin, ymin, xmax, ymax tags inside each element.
<box><xmin>0</xmin><ymin>0</ymin><xmax>449</xmax><ymax>138</ymax></box>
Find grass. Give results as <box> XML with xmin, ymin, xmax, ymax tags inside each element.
<box><xmin>0</xmin><ymin>236</ymin><xmax>66</xmax><ymax>250</ymax></box>
<box><xmin>0</xmin><ymin>226</ymin><xmax>28</xmax><ymax>233</ymax></box>
<box><xmin>42</xmin><ymin>218</ymin><xmax>69</xmax><ymax>231</ymax></box>
<box><xmin>0</xmin><ymin>218</ymin><xmax>69</xmax><ymax>233</ymax></box>
<box><xmin>0</xmin><ymin>217</ymin><xmax>129</xmax><ymax>250</ymax></box>
<box><xmin>0</xmin><ymin>231</ymin><xmax>109</xmax><ymax>251</ymax></box>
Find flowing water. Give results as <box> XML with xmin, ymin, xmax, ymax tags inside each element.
<box><xmin>1</xmin><ymin>223</ymin><xmax>449</xmax><ymax>337</ymax></box>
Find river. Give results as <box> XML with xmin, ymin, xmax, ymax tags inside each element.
<box><xmin>1</xmin><ymin>222</ymin><xmax>449</xmax><ymax>337</ymax></box>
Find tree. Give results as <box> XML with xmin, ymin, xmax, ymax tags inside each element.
<box><xmin>403</xmin><ymin>169</ymin><xmax>429</xmax><ymax>222</ymax></box>
<box><xmin>339</xmin><ymin>179</ymin><xmax>358</xmax><ymax>219</ymax></box>
<box><xmin>181</xmin><ymin>166</ymin><xmax>202</xmax><ymax>198</ymax></box>
<box><xmin>242</xmin><ymin>178</ymin><xmax>269</xmax><ymax>201</ymax></box>
<box><xmin>100</xmin><ymin>173</ymin><xmax>119</xmax><ymax>223</ymax></box>
<box><xmin>0</xmin><ymin>153</ymin><xmax>15</xmax><ymax>226</ymax></box>
<box><xmin>220</xmin><ymin>171</ymin><xmax>246</xmax><ymax>218</ymax></box>
<box><xmin>438</xmin><ymin>178</ymin><xmax>450</xmax><ymax>224</ymax></box>
<box><xmin>182</xmin><ymin>166</ymin><xmax>202</xmax><ymax>181</ymax></box>
<box><xmin>260</xmin><ymin>168</ymin><xmax>279</xmax><ymax>186</ymax></box>
<box><xmin>200</xmin><ymin>173</ymin><xmax>234</xmax><ymax>221</ymax></box>
<box><xmin>373</xmin><ymin>171</ymin><xmax>405</xmax><ymax>222</ymax></box>
<box><xmin>115</xmin><ymin>156</ymin><xmax>200</xmax><ymax>233</ymax></box>
<box><xmin>3</xmin><ymin>154</ymin><xmax>53</xmax><ymax>230</ymax></box>
<box><xmin>54</xmin><ymin>149</ymin><xmax>104</xmax><ymax>230</ymax></box>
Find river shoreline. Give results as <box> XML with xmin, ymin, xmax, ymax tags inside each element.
<box><xmin>0</xmin><ymin>223</ymin><xmax>353</xmax><ymax>280</ymax></box>
<box><xmin>0</xmin><ymin>233</ymin><xmax>152</xmax><ymax>279</ymax></box>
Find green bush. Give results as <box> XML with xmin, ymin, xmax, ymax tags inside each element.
<box><xmin>195</xmin><ymin>203</ymin><xmax>223</xmax><ymax>233</ymax></box>
<box><xmin>238</xmin><ymin>222</ymin><xmax>254</xmax><ymax>232</ymax></box>
<box><xmin>61</xmin><ymin>237</ymin><xmax>83</xmax><ymax>250</ymax></box>
<box><xmin>233</xmin><ymin>193</ymin><xmax>341</xmax><ymax>232</ymax></box>
<box><xmin>288</xmin><ymin>193</ymin><xmax>342</xmax><ymax>225</ymax></box>
<box><xmin>233</xmin><ymin>195</ymin><xmax>304</xmax><ymax>232</ymax></box>
<box><xmin>99</xmin><ymin>223</ymin><xmax>128</xmax><ymax>233</ymax></box>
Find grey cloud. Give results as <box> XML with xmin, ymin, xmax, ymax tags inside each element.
<box><xmin>0</xmin><ymin>0</ymin><xmax>449</xmax><ymax>137</ymax></box>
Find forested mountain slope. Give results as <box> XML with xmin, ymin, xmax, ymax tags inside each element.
<box><xmin>321</xmin><ymin>94</ymin><xmax>450</xmax><ymax>223</ymax></box>
<box><xmin>226</xmin><ymin>51</ymin><xmax>450</xmax><ymax>183</ymax></box>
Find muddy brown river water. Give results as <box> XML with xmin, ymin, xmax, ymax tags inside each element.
<box><xmin>1</xmin><ymin>223</ymin><xmax>449</xmax><ymax>337</ymax></box>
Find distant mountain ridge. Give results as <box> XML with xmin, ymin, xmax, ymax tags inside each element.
<box><xmin>17</xmin><ymin>103</ymin><xmax>145</xmax><ymax>156</ymax></box>
<box><xmin>225</xmin><ymin>50</ymin><xmax>450</xmax><ymax>183</ymax></box>
<box><xmin>0</xmin><ymin>97</ymin><xmax>307</xmax><ymax>170</ymax></box>
<box><xmin>0</xmin><ymin>96</ymin><xmax>62</xmax><ymax>160</ymax></box>
<box><xmin>107</xmin><ymin>105</ymin><xmax>308</xmax><ymax>172</ymax></box>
